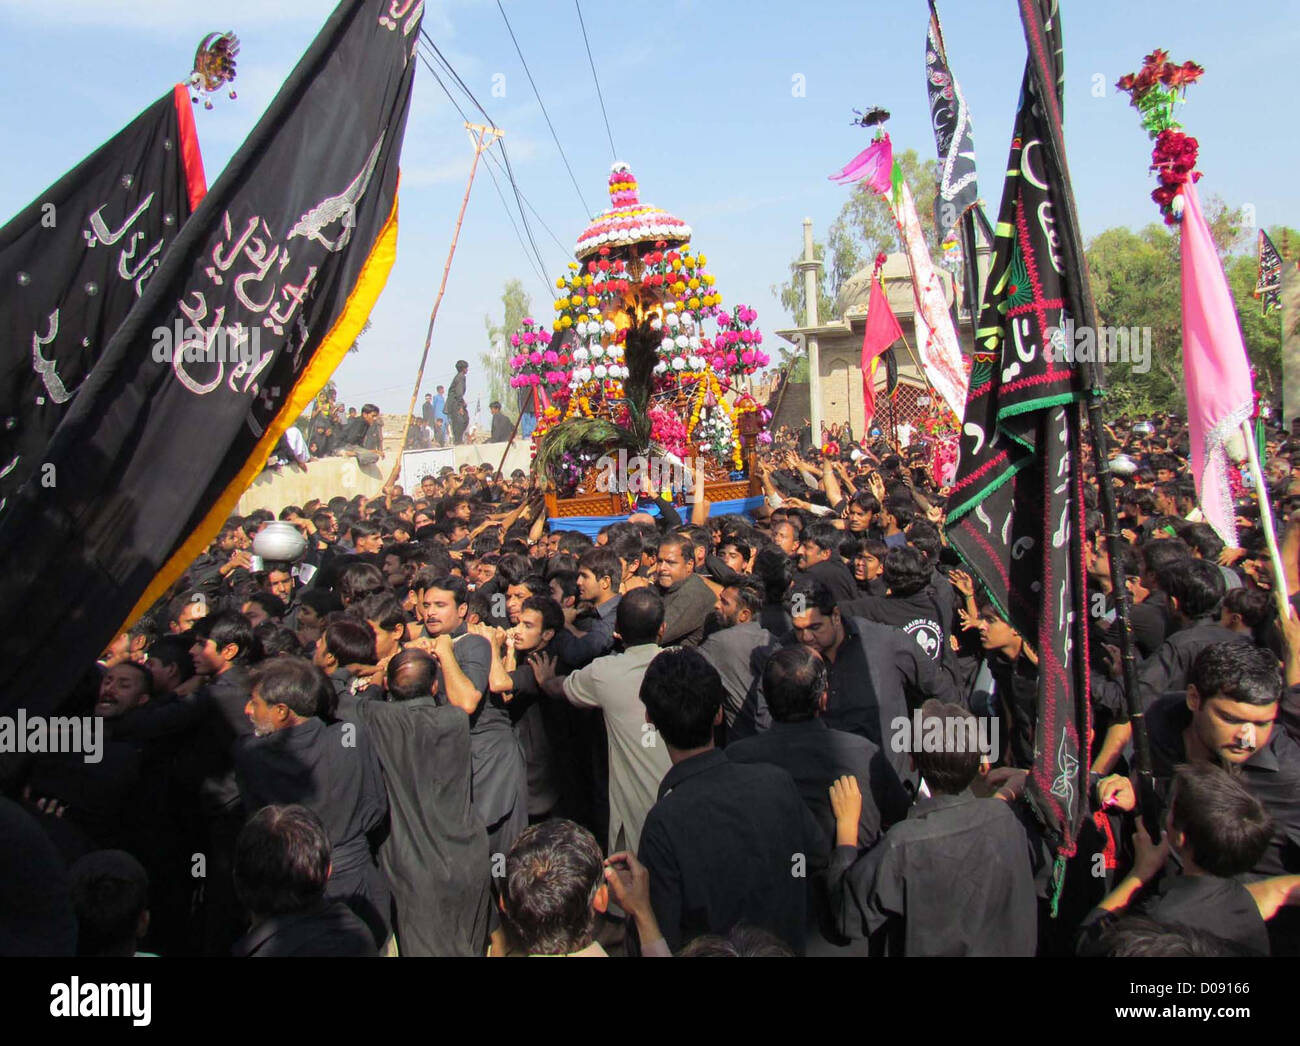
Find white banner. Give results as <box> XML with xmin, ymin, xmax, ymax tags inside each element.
<box><xmin>399</xmin><ymin>446</ymin><xmax>456</xmax><ymax>492</ymax></box>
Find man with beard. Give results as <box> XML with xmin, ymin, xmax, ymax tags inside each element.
<box><xmin>787</xmin><ymin>579</ymin><xmax>952</xmax><ymax>795</ymax></box>
<box><xmin>697</xmin><ymin>577</ymin><xmax>779</xmax><ymax>741</ymax></box>
<box><xmin>419</xmin><ymin>575</ymin><xmax>527</xmax><ymax>863</ymax></box>
<box><xmin>655</xmin><ymin>533</ymin><xmax>716</xmax><ymax>648</ymax></box>
<box><xmin>236</xmin><ymin>657</ymin><xmax>389</xmax><ymax>947</ymax></box>
<box><xmin>1098</xmin><ymin>641</ymin><xmax>1300</xmax><ymax>953</ymax></box>
<box><xmin>354</xmin><ymin>649</ymin><xmax>491</xmax><ymax>955</ymax></box>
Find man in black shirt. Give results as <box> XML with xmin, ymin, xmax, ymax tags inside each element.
<box><xmin>728</xmin><ymin>646</ymin><xmax>909</xmax><ymax>854</ymax></box>
<box><xmin>1094</xmin><ymin>557</ymin><xmax>1247</xmax><ymax>774</ymax></box>
<box><xmin>637</xmin><ymin>647</ymin><xmax>824</xmax><ymax>954</ymax></box>
<box><xmin>181</xmin><ymin>611</ymin><xmax>257</xmax><ymax>954</ymax></box>
<box><xmin>655</xmin><ymin>533</ymin><xmax>715</xmax><ymax>647</ymax></box>
<box><xmin>840</xmin><ymin>545</ymin><xmax>951</xmax><ymax>664</ymax></box>
<box><xmin>826</xmin><ymin>700</ymin><xmax>1038</xmax><ymax>955</ymax></box>
<box><xmin>1097</xmin><ymin>643</ymin><xmax>1300</xmax><ymax>882</ymax></box>
<box><xmin>1080</xmin><ymin>763</ymin><xmax>1275</xmax><ymax>955</ymax></box>
<box><xmin>420</xmin><ymin>575</ymin><xmax>527</xmax><ymax>862</ymax></box>
<box><xmin>235</xmin><ymin>657</ymin><xmax>390</xmax><ymax>947</ymax></box>
<box><xmin>232</xmin><ymin>805</ymin><xmax>376</xmax><ymax>957</ymax></box>
<box><xmin>355</xmin><ymin>650</ymin><xmax>492</xmax><ymax>956</ymax></box>
<box><xmin>787</xmin><ymin>578</ymin><xmax>953</xmax><ymax>793</ymax></box>
<box><xmin>794</xmin><ymin>521</ymin><xmax>859</xmax><ymax>604</ymax></box>
<box><xmin>489</xmin><ymin>401</ymin><xmax>514</xmax><ymax>443</ymax></box>
<box><xmin>446</xmin><ymin>360</ymin><xmax>470</xmax><ymax>444</ymax></box>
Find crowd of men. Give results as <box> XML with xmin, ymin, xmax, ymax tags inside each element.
<box><xmin>5</xmin><ymin>410</ymin><xmax>1300</xmax><ymax>958</ymax></box>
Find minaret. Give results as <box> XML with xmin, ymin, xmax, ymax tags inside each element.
<box><xmin>795</xmin><ymin>218</ymin><xmax>824</xmax><ymax>441</ymax></box>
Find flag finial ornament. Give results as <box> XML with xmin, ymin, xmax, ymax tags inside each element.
<box><xmin>1116</xmin><ymin>49</ymin><xmax>1205</xmax><ymax>224</ymax></box>
<box><xmin>189</xmin><ymin>32</ymin><xmax>240</xmax><ymax>109</ymax></box>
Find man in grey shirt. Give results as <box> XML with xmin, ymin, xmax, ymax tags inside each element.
<box><xmin>529</xmin><ymin>588</ymin><xmax>672</xmax><ymax>855</ymax></box>
<box><xmin>698</xmin><ymin>576</ymin><xmax>779</xmax><ymax>742</ymax></box>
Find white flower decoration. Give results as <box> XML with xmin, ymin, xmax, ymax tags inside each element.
<box><xmin>671</xmin><ymin>357</ymin><xmax>686</xmax><ymax>371</ymax></box>
<box><xmin>675</xmin><ymin>334</ymin><xmax>688</xmax><ymax>349</ymax></box>
<box><xmin>591</xmin><ymin>344</ymin><xmax>605</xmax><ymax>359</ymax></box>
<box><xmin>574</xmin><ymin>347</ymin><xmax>590</xmax><ymax>362</ymax></box>
<box><xmin>603</xmin><ymin>319</ymin><xmax>616</xmax><ymax>334</ymax></box>
<box><xmin>594</xmin><ymin>364</ymin><xmax>608</xmax><ymax>379</ymax></box>
<box><xmin>666</xmin><ymin>313</ymin><xmax>680</xmax><ymax>328</ymax></box>
<box><xmin>654</xmin><ymin>361</ymin><xmax>668</xmax><ymax>375</ymax></box>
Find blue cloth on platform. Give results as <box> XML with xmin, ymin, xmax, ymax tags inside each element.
<box><xmin>547</xmin><ymin>496</ymin><xmax>764</xmax><ymax>538</ymax></box>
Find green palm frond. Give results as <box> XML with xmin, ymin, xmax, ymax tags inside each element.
<box><xmin>531</xmin><ymin>418</ymin><xmax>641</xmax><ymax>481</ymax></box>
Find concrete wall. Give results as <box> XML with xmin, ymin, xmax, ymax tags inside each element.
<box><xmin>236</xmin><ymin>440</ymin><xmax>536</xmax><ymax>514</ymax></box>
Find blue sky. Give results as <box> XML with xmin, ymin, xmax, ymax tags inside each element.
<box><xmin>2</xmin><ymin>0</ymin><xmax>1297</xmax><ymax>416</ymax></box>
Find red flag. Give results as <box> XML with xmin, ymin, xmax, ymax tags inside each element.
<box><xmin>860</xmin><ymin>273</ymin><xmax>902</xmax><ymax>421</ymax></box>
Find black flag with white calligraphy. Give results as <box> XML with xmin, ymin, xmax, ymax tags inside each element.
<box><xmin>0</xmin><ymin>84</ymin><xmax>205</xmax><ymax>520</ymax></box>
<box><xmin>0</xmin><ymin>0</ymin><xmax>421</xmax><ymax>714</ymax></box>
<box><xmin>926</xmin><ymin>0</ymin><xmax>979</xmax><ymax>239</ymax></box>
<box><xmin>945</xmin><ymin>0</ymin><xmax>1093</xmax><ymax>871</ymax></box>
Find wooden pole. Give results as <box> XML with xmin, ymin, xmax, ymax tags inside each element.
<box><xmin>385</xmin><ymin>122</ymin><xmax>503</xmax><ymax>490</ymax></box>
<box><xmin>493</xmin><ymin>405</ymin><xmax>525</xmax><ymax>478</ymax></box>
<box><xmin>1241</xmin><ymin>419</ymin><xmax>1294</xmax><ymax>622</ymax></box>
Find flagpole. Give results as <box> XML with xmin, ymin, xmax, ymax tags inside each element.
<box><xmin>1241</xmin><ymin>419</ymin><xmax>1293</xmax><ymax>622</ymax></box>
<box><xmin>386</xmin><ymin>122</ymin><xmax>503</xmax><ymax>489</ymax></box>
<box><xmin>895</xmin><ymin>328</ymin><xmax>940</xmax><ymax>405</ymax></box>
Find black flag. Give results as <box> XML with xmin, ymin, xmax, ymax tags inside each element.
<box><xmin>945</xmin><ymin>0</ymin><xmax>1093</xmax><ymax>866</ymax></box>
<box><xmin>1257</xmin><ymin>229</ymin><xmax>1283</xmax><ymax>315</ymax></box>
<box><xmin>0</xmin><ymin>84</ymin><xmax>205</xmax><ymax>519</ymax></box>
<box><xmin>926</xmin><ymin>0</ymin><xmax>979</xmax><ymax>239</ymax></box>
<box><xmin>0</xmin><ymin>0</ymin><xmax>421</xmax><ymax>714</ymax></box>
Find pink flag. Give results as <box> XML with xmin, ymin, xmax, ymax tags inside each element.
<box><xmin>828</xmin><ymin>134</ymin><xmax>894</xmax><ymax>194</ymax></box>
<box><xmin>1180</xmin><ymin>181</ymin><xmax>1255</xmax><ymax>546</ymax></box>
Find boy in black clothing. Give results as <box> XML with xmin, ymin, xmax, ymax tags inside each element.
<box><xmin>1080</xmin><ymin>763</ymin><xmax>1276</xmax><ymax>955</ymax></box>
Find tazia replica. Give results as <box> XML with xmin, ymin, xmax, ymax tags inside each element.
<box><xmin>1116</xmin><ymin>49</ymin><xmax>1205</xmax><ymax>224</ymax></box>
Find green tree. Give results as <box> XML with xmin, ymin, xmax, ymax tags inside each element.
<box><xmin>1083</xmin><ymin>198</ymin><xmax>1271</xmax><ymax>416</ymax></box>
<box><xmin>482</xmin><ymin>278</ymin><xmax>531</xmax><ymax>408</ymax></box>
<box><xmin>774</xmin><ymin>149</ymin><xmax>941</xmax><ymax>331</ymax></box>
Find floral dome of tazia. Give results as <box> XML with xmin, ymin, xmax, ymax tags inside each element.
<box><xmin>835</xmin><ymin>252</ymin><xmax>953</xmax><ymax>320</ymax></box>
<box><xmin>573</xmin><ymin>162</ymin><xmax>692</xmax><ymax>260</ymax></box>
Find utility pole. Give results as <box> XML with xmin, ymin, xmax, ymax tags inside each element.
<box><xmin>387</xmin><ymin>122</ymin><xmax>503</xmax><ymax>488</ymax></box>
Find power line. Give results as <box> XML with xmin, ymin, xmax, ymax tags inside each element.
<box><xmin>495</xmin><ymin>0</ymin><xmax>592</xmax><ymax>218</ymax></box>
<box><xmin>574</xmin><ymin>0</ymin><xmax>616</xmax><ymax>161</ymax></box>
<box><xmin>414</xmin><ymin>43</ymin><xmax>551</xmax><ymax>286</ymax></box>
<box><xmin>417</xmin><ymin>37</ymin><xmax>561</xmax><ymax>282</ymax></box>
<box><xmin>482</xmin><ymin>147</ymin><xmax>570</xmax><ymax>257</ymax></box>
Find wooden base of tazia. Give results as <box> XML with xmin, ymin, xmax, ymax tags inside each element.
<box><xmin>545</xmin><ymin>475</ymin><xmax>759</xmax><ymax>519</ymax></box>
